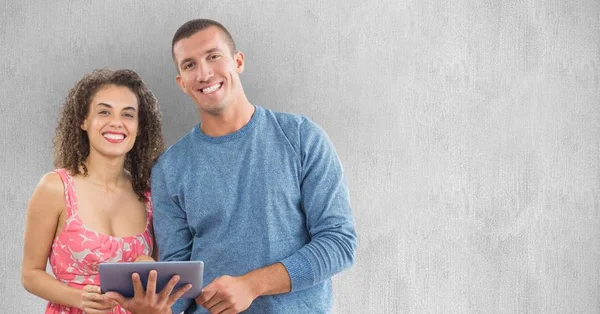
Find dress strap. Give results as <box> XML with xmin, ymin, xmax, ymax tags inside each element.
<box><xmin>52</xmin><ymin>169</ymin><xmax>78</xmax><ymax>217</ymax></box>
<box><xmin>144</xmin><ymin>190</ymin><xmax>153</xmax><ymax>219</ymax></box>
<box><xmin>144</xmin><ymin>190</ymin><xmax>155</xmax><ymax>257</ymax></box>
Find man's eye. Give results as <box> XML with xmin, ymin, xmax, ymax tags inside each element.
<box><xmin>209</xmin><ymin>54</ymin><xmax>220</xmax><ymax>60</ymax></box>
<box><xmin>184</xmin><ymin>63</ymin><xmax>195</xmax><ymax>70</ymax></box>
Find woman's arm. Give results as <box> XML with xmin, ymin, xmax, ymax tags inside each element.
<box><xmin>21</xmin><ymin>172</ymin><xmax>83</xmax><ymax>309</ymax></box>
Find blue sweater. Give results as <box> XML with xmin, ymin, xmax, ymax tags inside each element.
<box><xmin>151</xmin><ymin>105</ymin><xmax>357</xmax><ymax>313</ymax></box>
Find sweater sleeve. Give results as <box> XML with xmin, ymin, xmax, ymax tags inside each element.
<box><xmin>279</xmin><ymin>118</ymin><xmax>357</xmax><ymax>291</ymax></box>
<box><xmin>151</xmin><ymin>161</ymin><xmax>194</xmax><ymax>313</ymax></box>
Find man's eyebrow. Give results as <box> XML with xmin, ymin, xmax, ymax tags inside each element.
<box><xmin>205</xmin><ymin>47</ymin><xmax>222</xmax><ymax>54</ymax></box>
<box><xmin>178</xmin><ymin>47</ymin><xmax>224</xmax><ymax>67</ymax></box>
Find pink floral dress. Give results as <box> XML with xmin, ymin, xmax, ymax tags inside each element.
<box><xmin>45</xmin><ymin>169</ymin><xmax>154</xmax><ymax>314</ymax></box>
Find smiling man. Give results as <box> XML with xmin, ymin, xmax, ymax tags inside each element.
<box><xmin>151</xmin><ymin>19</ymin><xmax>357</xmax><ymax>313</ymax></box>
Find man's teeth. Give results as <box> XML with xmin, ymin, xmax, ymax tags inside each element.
<box><xmin>202</xmin><ymin>83</ymin><xmax>221</xmax><ymax>94</ymax></box>
<box><xmin>104</xmin><ymin>133</ymin><xmax>125</xmax><ymax>140</ymax></box>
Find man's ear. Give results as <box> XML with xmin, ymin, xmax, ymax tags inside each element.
<box><xmin>175</xmin><ymin>75</ymin><xmax>188</xmax><ymax>94</ymax></box>
<box><xmin>235</xmin><ymin>51</ymin><xmax>245</xmax><ymax>74</ymax></box>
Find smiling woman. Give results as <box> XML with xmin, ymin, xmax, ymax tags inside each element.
<box><xmin>20</xmin><ymin>69</ymin><xmax>175</xmax><ymax>314</ymax></box>
<box><xmin>53</xmin><ymin>69</ymin><xmax>164</xmax><ymax>200</ymax></box>
<box><xmin>80</xmin><ymin>85</ymin><xmax>141</xmax><ymax>163</ymax></box>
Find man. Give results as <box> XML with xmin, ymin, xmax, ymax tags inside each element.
<box><xmin>113</xmin><ymin>18</ymin><xmax>357</xmax><ymax>313</ymax></box>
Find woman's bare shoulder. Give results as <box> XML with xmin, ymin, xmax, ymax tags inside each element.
<box><xmin>29</xmin><ymin>172</ymin><xmax>66</xmax><ymax>210</ymax></box>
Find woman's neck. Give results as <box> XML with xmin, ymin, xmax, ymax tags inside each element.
<box><xmin>82</xmin><ymin>152</ymin><xmax>128</xmax><ymax>190</ymax></box>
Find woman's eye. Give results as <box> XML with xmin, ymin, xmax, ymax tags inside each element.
<box><xmin>99</xmin><ymin>110</ymin><xmax>110</xmax><ymax>116</ymax></box>
<box><xmin>124</xmin><ymin>113</ymin><xmax>135</xmax><ymax>118</ymax></box>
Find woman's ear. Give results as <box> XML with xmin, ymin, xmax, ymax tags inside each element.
<box><xmin>80</xmin><ymin>118</ymin><xmax>88</xmax><ymax>131</ymax></box>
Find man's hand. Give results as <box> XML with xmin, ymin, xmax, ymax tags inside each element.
<box><xmin>105</xmin><ymin>270</ymin><xmax>191</xmax><ymax>314</ymax></box>
<box><xmin>196</xmin><ymin>275</ymin><xmax>258</xmax><ymax>314</ymax></box>
<box><xmin>80</xmin><ymin>285</ymin><xmax>117</xmax><ymax>314</ymax></box>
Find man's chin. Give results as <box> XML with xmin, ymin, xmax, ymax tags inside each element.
<box><xmin>197</xmin><ymin>103</ymin><xmax>227</xmax><ymax>116</ymax></box>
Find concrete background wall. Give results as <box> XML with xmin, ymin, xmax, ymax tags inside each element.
<box><xmin>1</xmin><ymin>0</ymin><xmax>599</xmax><ymax>313</ymax></box>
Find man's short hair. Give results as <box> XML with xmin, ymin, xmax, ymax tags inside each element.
<box><xmin>171</xmin><ymin>19</ymin><xmax>237</xmax><ymax>71</ymax></box>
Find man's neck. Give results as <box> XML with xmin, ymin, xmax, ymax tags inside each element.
<box><xmin>199</xmin><ymin>102</ymin><xmax>255</xmax><ymax>137</ymax></box>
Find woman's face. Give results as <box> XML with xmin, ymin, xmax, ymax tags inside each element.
<box><xmin>80</xmin><ymin>84</ymin><xmax>140</xmax><ymax>159</ymax></box>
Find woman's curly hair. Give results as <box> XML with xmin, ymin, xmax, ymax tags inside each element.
<box><xmin>54</xmin><ymin>68</ymin><xmax>165</xmax><ymax>201</ymax></box>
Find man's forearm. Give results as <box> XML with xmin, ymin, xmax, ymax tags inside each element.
<box><xmin>243</xmin><ymin>262</ymin><xmax>291</xmax><ymax>297</ymax></box>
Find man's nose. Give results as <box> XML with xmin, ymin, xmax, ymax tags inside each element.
<box><xmin>196</xmin><ymin>63</ymin><xmax>214</xmax><ymax>82</ymax></box>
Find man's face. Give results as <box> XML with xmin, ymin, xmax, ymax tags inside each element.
<box><xmin>173</xmin><ymin>26</ymin><xmax>245</xmax><ymax>116</ymax></box>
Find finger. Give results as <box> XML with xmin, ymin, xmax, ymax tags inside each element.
<box><xmin>93</xmin><ymin>299</ymin><xmax>118</xmax><ymax>310</ymax></box>
<box><xmin>201</xmin><ymin>289</ymin><xmax>222</xmax><ymax>309</ymax></box>
<box><xmin>146</xmin><ymin>270</ymin><xmax>158</xmax><ymax>297</ymax></box>
<box><xmin>196</xmin><ymin>285</ymin><xmax>218</xmax><ymax>305</ymax></box>
<box><xmin>104</xmin><ymin>291</ymin><xmax>129</xmax><ymax>309</ymax></box>
<box><xmin>168</xmin><ymin>283</ymin><xmax>192</xmax><ymax>306</ymax></box>
<box><xmin>82</xmin><ymin>299</ymin><xmax>115</xmax><ymax>311</ymax></box>
<box><xmin>81</xmin><ymin>309</ymin><xmax>112</xmax><ymax>314</ymax></box>
<box><xmin>131</xmin><ymin>272</ymin><xmax>145</xmax><ymax>298</ymax></box>
<box><xmin>207</xmin><ymin>300</ymin><xmax>229</xmax><ymax>314</ymax></box>
<box><xmin>217</xmin><ymin>308</ymin><xmax>237</xmax><ymax>314</ymax></box>
<box><xmin>82</xmin><ymin>292</ymin><xmax>105</xmax><ymax>302</ymax></box>
<box><xmin>83</xmin><ymin>285</ymin><xmax>101</xmax><ymax>293</ymax></box>
<box><xmin>87</xmin><ymin>308</ymin><xmax>114</xmax><ymax>314</ymax></box>
<box><xmin>158</xmin><ymin>274</ymin><xmax>181</xmax><ymax>300</ymax></box>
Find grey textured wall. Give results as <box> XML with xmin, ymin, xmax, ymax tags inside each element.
<box><xmin>1</xmin><ymin>1</ymin><xmax>599</xmax><ymax>313</ymax></box>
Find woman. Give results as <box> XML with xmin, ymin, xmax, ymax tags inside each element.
<box><xmin>22</xmin><ymin>68</ymin><xmax>164</xmax><ymax>313</ymax></box>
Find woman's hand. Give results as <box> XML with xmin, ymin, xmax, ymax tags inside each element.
<box><xmin>105</xmin><ymin>270</ymin><xmax>190</xmax><ymax>314</ymax></box>
<box><xmin>80</xmin><ymin>285</ymin><xmax>117</xmax><ymax>314</ymax></box>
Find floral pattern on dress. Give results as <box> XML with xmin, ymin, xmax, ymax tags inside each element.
<box><xmin>45</xmin><ymin>169</ymin><xmax>154</xmax><ymax>314</ymax></box>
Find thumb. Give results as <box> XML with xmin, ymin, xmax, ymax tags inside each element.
<box><xmin>104</xmin><ymin>291</ymin><xmax>128</xmax><ymax>307</ymax></box>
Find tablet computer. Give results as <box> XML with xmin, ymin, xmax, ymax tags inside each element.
<box><xmin>99</xmin><ymin>261</ymin><xmax>203</xmax><ymax>299</ymax></box>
